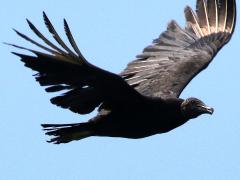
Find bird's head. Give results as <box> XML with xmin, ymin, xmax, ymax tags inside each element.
<box><xmin>181</xmin><ymin>97</ymin><xmax>214</xmax><ymax>119</ymax></box>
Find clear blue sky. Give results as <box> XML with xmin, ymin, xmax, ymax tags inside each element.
<box><xmin>1</xmin><ymin>0</ymin><xmax>240</xmax><ymax>179</ymax></box>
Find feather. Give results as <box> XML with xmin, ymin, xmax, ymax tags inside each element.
<box><xmin>218</xmin><ymin>0</ymin><xmax>227</xmax><ymax>32</ymax></box>
<box><xmin>13</xmin><ymin>28</ymin><xmax>58</xmax><ymax>54</ymax></box>
<box><xmin>184</xmin><ymin>6</ymin><xmax>203</xmax><ymax>37</ymax></box>
<box><xmin>26</xmin><ymin>19</ymin><xmax>66</xmax><ymax>54</ymax></box>
<box><xmin>196</xmin><ymin>0</ymin><xmax>210</xmax><ymax>34</ymax></box>
<box><xmin>225</xmin><ymin>0</ymin><xmax>236</xmax><ymax>33</ymax></box>
<box><xmin>207</xmin><ymin>0</ymin><xmax>218</xmax><ymax>32</ymax></box>
<box><xmin>42</xmin><ymin>12</ymin><xmax>76</xmax><ymax>56</ymax></box>
<box><xmin>63</xmin><ymin>19</ymin><xmax>82</xmax><ymax>56</ymax></box>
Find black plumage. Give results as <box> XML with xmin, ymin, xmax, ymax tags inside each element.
<box><xmin>9</xmin><ymin>0</ymin><xmax>236</xmax><ymax>144</ymax></box>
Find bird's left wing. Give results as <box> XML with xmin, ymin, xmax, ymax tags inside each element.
<box><xmin>9</xmin><ymin>12</ymin><xmax>143</xmax><ymax>114</ymax></box>
<box><xmin>121</xmin><ymin>0</ymin><xmax>236</xmax><ymax>98</ymax></box>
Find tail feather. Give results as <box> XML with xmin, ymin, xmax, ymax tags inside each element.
<box><xmin>42</xmin><ymin>122</ymin><xmax>93</xmax><ymax>144</ymax></box>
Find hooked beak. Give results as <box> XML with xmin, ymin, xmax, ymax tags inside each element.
<box><xmin>200</xmin><ymin>105</ymin><xmax>214</xmax><ymax>115</ymax></box>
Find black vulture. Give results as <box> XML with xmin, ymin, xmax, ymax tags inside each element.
<box><xmin>9</xmin><ymin>0</ymin><xmax>236</xmax><ymax>144</ymax></box>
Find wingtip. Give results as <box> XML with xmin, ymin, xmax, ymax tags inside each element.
<box><xmin>13</xmin><ymin>29</ymin><xmax>25</xmax><ymax>39</ymax></box>
<box><xmin>41</xmin><ymin>124</ymin><xmax>53</xmax><ymax>128</ymax></box>
<box><xmin>63</xmin><ymin>18</ymin><xmax>67</xmax><ymax>24</ymax></box>
<box><xmin>3</xmin><ymin>42</ymin><xmax>10</xmax><ymax>46</ymax></box>
<box><xmin>11</xmin><ymin>51</ymin><xmax>24</xmax><ymax>58</ymax></box>
<box><xmin>12</xmin><ymin>28</ymin><xmax>18</xmax><ymax>33</ymax></box>
<box><xmin>63</xmin><ymin>18</ymin><xmax>68</xmax><ymax>29</ymax></box>
<box><xmin>26</xmin><ymin>18</ymin><xmax>32</xmax><ymax>25</ymax></box>
<box><xmin>42</xmin><ymin>11</ymin><xmax>49</xmax><ymax>24</ymax></box>
<box><xmin>184</xmin><ymin>5</ymin><xmax>191</xmax><ymax>12</ymax></box>
<box><xmin>42</xmin><ymin>11</ymin><xmax>46</xmax><ymax>17</ymax></box>
<box><xmin>26</xmin><ymin>18</ymin><xmax>36</xmax><ymax>31</ymax></box>
<box><xmin>11</xmin><ymin>51</ymin><xmax>19</xmax><ymax>56</ymax></box>
<box><xmin>167</xmin><ymin>20</ymin><xmax>179</xmax><ymax>31</ymax></box>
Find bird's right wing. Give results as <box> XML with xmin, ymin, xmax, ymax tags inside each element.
<box><xmin>9</xmin><ymin>12</ymin><xmax>143</xmax><ymax>114</ymax></box>
<box><xmin>121</xmin><ymin>0</ymin><xmax>236</xmax><ymax>99</ymax></box>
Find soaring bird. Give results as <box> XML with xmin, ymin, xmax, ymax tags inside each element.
<box><xmin>9</xmin><ymin>0</ymin><xmax>236</xmax><ymax>144</ymax></box>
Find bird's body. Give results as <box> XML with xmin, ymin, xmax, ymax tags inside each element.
<box><xmin>93</xmin><ymin>97</ymin><xmax>184</xmax><ymax>139</ymax></box>
<box><xmin>43</xmin><ymin>97</ymin><xmax>185</xmax><ymax>143</ymax></box>
<box><xmin>10</xmin><ymin>0</ymin><xmax>236</xmax><ymax>144</ymax></box>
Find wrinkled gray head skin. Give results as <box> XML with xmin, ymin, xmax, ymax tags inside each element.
<box><xmin>181</xmin><ymin>97</ymin><xmax>214</xmax><ymax>120</ymax></box>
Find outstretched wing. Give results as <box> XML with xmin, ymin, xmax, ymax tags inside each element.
<box><xmin>121</xmin><ymin>0</ymin><xmax>236</xmax><ymax>98</ymax></box>
<box><xmin>10</xmin><ymin>12</ymin><xmax>143</xmax><ymax>114</ymax></box>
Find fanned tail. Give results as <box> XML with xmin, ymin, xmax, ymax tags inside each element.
<box><xmin>42</xmin><ymin>122</ymin><xmax>94</xmax><ymax>144</ymax></box>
